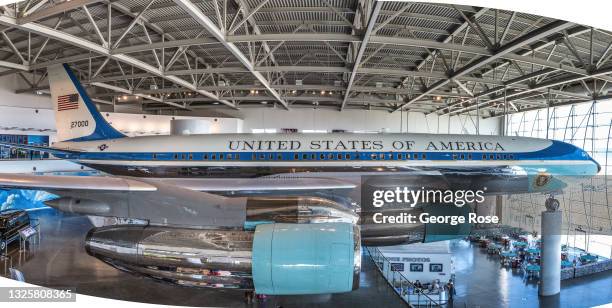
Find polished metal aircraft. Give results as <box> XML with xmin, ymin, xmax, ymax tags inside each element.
<box><xmin>0</xmin><ymin>64</ymin><xmax>600</xmax><ymax>294</ymax></box>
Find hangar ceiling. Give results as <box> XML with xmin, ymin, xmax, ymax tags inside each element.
<box><xmin>1</xmin><ymin>0</ymin><xmax>612</xmax><ymax>116</ymax></box>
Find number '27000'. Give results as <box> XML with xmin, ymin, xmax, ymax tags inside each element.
<box><xmin>70</xmin><ymin>120</ymin><xmax>88</xmax><ymax>128</ymax></box>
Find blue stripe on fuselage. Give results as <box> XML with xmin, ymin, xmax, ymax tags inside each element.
<box><xmin>52</xmin><ymin>140</ymin><xmax>593</xmax><ymax>163</ymax></box>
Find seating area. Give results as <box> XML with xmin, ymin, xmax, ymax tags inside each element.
<box><xmin>467</xmin><ymin>232</ymin><xmax>609</xmax><ymax>281</ymax></box>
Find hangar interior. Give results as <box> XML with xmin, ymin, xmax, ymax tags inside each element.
<box><xmin>0</xmin><ymin>0</ymin><xmax>610</xmax><ymax>307</ymax></box>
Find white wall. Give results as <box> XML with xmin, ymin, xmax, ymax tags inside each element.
<box><xmin>0</xmin><ymin>72</ymin><xmax>498</xmax><ymax>136</ymax></box>
<box><xmin>229</xmin><ymin>107</ymin><xmax>500</xmax><ymax>135</ymax></box>
<box><xmin>0</xmin><ymin>74</ymin><xmax>51</xmax><ymax>109</ymax></box>
<box><xmin>102</xmin><ymin>113</ymin><xmax>242</xmax><ymax>136</ymax></box>
<box><xmin>0</xmin><ymin>74</ymin><xmax>243</xmax><ymax>138</ymax></box>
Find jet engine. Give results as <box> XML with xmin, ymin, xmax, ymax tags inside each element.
<box><xmin>85</xmin><ymin>222</ymin><xmax>360</xmax><ymax>295</ymax></box>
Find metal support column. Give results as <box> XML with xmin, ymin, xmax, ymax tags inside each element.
<box><xmin>539</xmin><ymin>206</ymin><xmax>562</xmax><ymax>296</ymax></box>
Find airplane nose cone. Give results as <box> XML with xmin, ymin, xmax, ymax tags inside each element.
<box><xmin>594</xmin><ymin>159</ymin><xmax>602</xmax><ymax>173</ymax></box>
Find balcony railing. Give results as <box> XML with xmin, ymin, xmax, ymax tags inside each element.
<box><xmin>366</xmin><ymin>246</ymin><xmax>447</xmax><ymax>307</ymax></box>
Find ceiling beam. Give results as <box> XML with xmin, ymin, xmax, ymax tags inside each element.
<box><xmin>173</xmin><ymin>0</ymin><xmax>289</xmax><ymax>110</ymax></box>
<box><xmin>0</xmin><ymin>14</ymin><xmax>236</xmax><ymax>110</ymax></box>
<box><xmin>17</xmin><ymin>0</ymin><xmax>104</xmax><ymax>25</ymax></box>
<box><xmin>107</xmin><ymin>33</ymin><xmax>612</xmax><ymax>82</ymax></box>
<box><xmin>448</xmin><ymin>65</ymin><xmax>612</xmax><ymax>115</ymax></box>
<box><xmin>341</xmin><ymin>1</ymin><xmax>381</xmax><ymax>111</ymax></box>
<box><xmin>393</xmin><ymin>20</ymin><xmax>575</xmax><ymax>112</ymax></box>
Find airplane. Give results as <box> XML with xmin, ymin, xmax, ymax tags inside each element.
<box><xmin>0</xmin><ymin>64</ymin><xmax>600</xmax><ymax>295</ymax></box>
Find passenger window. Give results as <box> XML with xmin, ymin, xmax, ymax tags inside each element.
<box><xmin>468</xmin><ymin>154</ymin><xmax>472</xmax><ymax>160</ymax></box>
<box><xmin>189</xmin><ymin>154</ymin><xmax>193</xmax><ymax>160</ymax></box>
<box><xmin>320</xmin><ymin>154</ymin><xmax>325</xmax><ymax>160</ymax></box>
<box><xmin>337</xmin><ymin>153</ymin><xmax>342</xmax><ymax>160</ymax></box>
<box><xmin>277</xmin><ymin>154</ymin><xmax>283</xmax><ymax>160</ymax></box>
<box><xmin>421</xmin><ymin>154</ymin><xmax>426</xmax><ymax>160</ymax></box>
<box><xmin>311</xmin><ymin>154</ymin><xmax>316</xmax><ymax>160</ymax></box>
<box><xmin>252</xmin><ymin>154</ymin><xmax>256</xmax><ymax>160</ymax></box>
<box><xmin>204</xmin><ymin>154</ymin><xmax>209</xmax><ymax>160</ymax></box>
<box><xmin>345</xmin><ymin>153</ymin><xmax>351</xmax><ymax>160</ymax></box>
<box><xmin>211</xmin><ymin>154</ymin><xmax>216</xmax><ymax>160</ymax></box>
<box><xmin>152</xmin><ymin>154</ymin><xmax>157</xmax><ymax>160</ymax></box>
<box><xmin>407</xmin><ymin>153</ymin><xmax>411</xmax><ymax>160</ymax></box>
<box><xmin>173</xmin><ymin>154</ymin><xmax>178</xmax><ymax>160</ymax></box>
<box><xmin>452</xmin><ymin>154</ymin><xmax>458</xmax><ymax>160</ymax></box>
<box><xmin>294</xmin><ymin>154</ymin><xmax>299</xmax><ymax>160</ymax></box>
<box><xmin>496</xmin><ymin>154</ymin><xmax>501</xmax><ymax>160</ymax></box>
<box><xmin>482</xmin><ymin>154</ymin><xmax>487</xmax><ymax>160</ymax></box>
<box><xmin>509</xmin><ymin>154</ymin><xmax>514</xmax><ymax>160</ymax></box>
<box><xmin>371</xmin><ymin>153</ymin><xmax>377</xmax><ymax>159</ymax></box>
<box><xmin>460</xmin><ymin>154</ymin><xmax>465</xmax><ymax>160</ymax></box>
<box><xmin>489</xmin><ymin>154</ymin><xmax>494</xmax><ymax>160</ymax></box>
<box><xmin>219</xmin><ymin>154</ymin><xmax>224</xmax><ymax>160</ymax></box>
<box><xmin>303</xmin><ymin>154</ymin><xmax>308</xmax><ymax>160</ymax></box>
<box><xmin>181</xmin><ymin>154</ymin><xmax>186</xmax><ymax>160</ymax></box>
<box><xmin>259</xmin><ymin>154</ymin><xmax>265</xmax><ymax>160</ymax></box>
<box><xmin>327</xmin><ymin>153</ymin><xmax>334</xmax><ymax>160</ymax></box>
<box><xmin>227</xmin><ymin>153</ymin><xmax>233</xmax><ymax>159</ymax></box>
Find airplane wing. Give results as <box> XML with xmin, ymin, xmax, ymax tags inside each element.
<box><xmin>152</xmin><ymin>177</ymin><xmax>356</xmax><ymax>192</ymax></box>
<box><xmin>0</xmin><ymin>173</ymin><xmax>246</xmax><ymax>228</ymax></box>
<box><xmin>0</xmin><ymin>173</ymin><xmax>357</xmax><ymax>228</ymax></box>
<box><xmin>0</xmin><ymin>174</ymin><xmax>356</xmax><ymax>193</ymax></box>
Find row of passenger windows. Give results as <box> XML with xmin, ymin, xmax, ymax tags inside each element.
<box><xmin>453</xmin><ymin>153</ymin><xmax>515</xmax><ymax>160</ymax></box>
<box><xmin>151</xmin><ymin>152</ymin><xmax>516</xmax><ymax>161</ymax></box>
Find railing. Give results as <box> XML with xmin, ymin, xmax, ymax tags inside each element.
<box><xmin>366</xmin><ymin>246</ymin><xmax>447</xmax><ymax>307</ymax></box>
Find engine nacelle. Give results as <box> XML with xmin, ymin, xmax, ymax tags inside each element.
<box><xmin>252</xmin><ymin>223</ymin><xmax>360</xmax><ymax>295</ymax></box>
<box><xmin>85</xmin><ymin>222</ymin><xmax>360</xmax><ymax>294</ymax></box>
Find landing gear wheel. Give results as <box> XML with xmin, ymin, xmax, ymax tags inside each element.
<box><xmin>545</xmin><ymin>198</ymin><xmax>560</xmax><ymax>211</ymax></box>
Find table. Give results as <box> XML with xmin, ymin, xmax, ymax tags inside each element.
<box><xmin>525</xmin><ymin>264</ymin><xmax>541</xmax><ymax>279</ymax></box>
<box><xmin>501</xmin><ymin>251</ymin><xmax>517</xmax><ymax>258</ymax></box>
<box><xmin>487</xmin><ymin>243</ymin><xmax>501</xmax><ymax>254</ymax></box>
<box><xmin>514</xmin><ymin>241</ymin><xmax>528</xmax><ymax>248</ymax></box>
<box><xmin>526</xmin><ymin>248</ymin><xmax>541</xmax><ymax>255</ymax></box>
<box><xmin>580</xmin><ymin>254</ymin><xmax>598</xmax><ymax>263</ymax></box>
<box><xmin>526</xmin><ymin>264</ymin><xmax>541</xmax><ymax>272</ymax></box>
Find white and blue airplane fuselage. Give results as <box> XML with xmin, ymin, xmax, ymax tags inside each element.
<box><xmin>10</xmin><ymin>64</ymin><xmax>599</xmax><ymax>195</ymax></box>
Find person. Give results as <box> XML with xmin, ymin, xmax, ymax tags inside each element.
<box><xmin>446</xmin><ymin>281</ymin><xmax>456</xmax><ymax>301</ymax></box>
<box><xmin>244</xmin><ymin>290</ymin><xmax>254</xmax><ymax>304</ymax></box>
<box><xmin>431</xmin><ymin>279</ymin><xmax>440</xmax><ymax>291</ymax></box>
<box><xmin>414</xmin><ymin>280</ymin><xmax>423</xmax><ymax>289</ymax></box>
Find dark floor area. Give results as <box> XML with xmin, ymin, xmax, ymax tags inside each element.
<box><xmin>1</xmin><ymin>209</ymin><xmax>610</xmax><ymax>307</ymax></box>
<box><xmin>1</xmin><ymin>209</ymin><xmax>407</xmax><ymax>307</ymax></box>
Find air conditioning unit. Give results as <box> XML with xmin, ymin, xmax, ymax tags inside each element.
<box><xmin>296</xmin><ymin>80</ymin><xmax>303</xmax><ymax>86</ymax></box>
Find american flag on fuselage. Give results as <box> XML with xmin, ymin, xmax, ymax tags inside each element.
<box><xmin>57</xmin><ymin>93</ymin><xmax>79</xmax><ymax>111</ymax></box>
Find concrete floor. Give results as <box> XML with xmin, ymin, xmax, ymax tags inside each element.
<box><xmin>450</xmin><ymin>240</ymin><xmax>612</xmax><ymax>308</ymax></box>
<box><xmin>1</xmin><ymin>209</ymin><xmax>610</xmax><ymax>307</ymax></box>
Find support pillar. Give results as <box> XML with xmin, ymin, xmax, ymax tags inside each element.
<box><xmin>539</xmin><ymin>208</ymin><xmax>562</xmax><ymax>296</ymax></box>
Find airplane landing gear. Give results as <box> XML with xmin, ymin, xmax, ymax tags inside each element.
<box><xmin>544</xmin><ymin>197</ymin><xmax>560</xmax><ymax>212</ymax></box>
